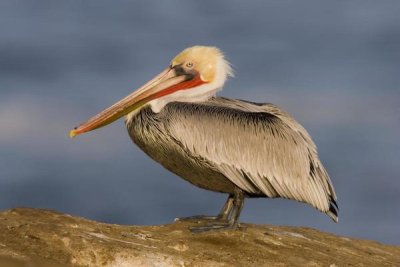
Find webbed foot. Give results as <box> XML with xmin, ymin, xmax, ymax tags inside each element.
<box><xmin>183</xmin><ymin>188</ymin><xmax>245</xmax><ymax>233</ymax></box>
<box><xmin>174</xmin><ymin>215</ymin><xmax>219</xmax><ymax>222</ymax></box>
<box><xmin>189</xmin><ymin>221</ymin><xmax>238</xmax><ymax>233</ymax></box>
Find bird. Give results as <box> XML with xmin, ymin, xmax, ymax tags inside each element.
<box><xmin>70</xmin><ymin>46</ymin><xmax>338</xmax><ymax>232</ymax></box>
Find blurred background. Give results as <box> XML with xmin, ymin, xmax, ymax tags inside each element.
<box><xmin>1</xmin><ymin>1</ymin><xmax>399</xmax><ymax>245</ymax></box>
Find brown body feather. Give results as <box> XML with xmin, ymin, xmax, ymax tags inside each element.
<box><xmin>126</xmin><ymin>97</ymin><xmax>338</xmax><ymax>221</ymax></box>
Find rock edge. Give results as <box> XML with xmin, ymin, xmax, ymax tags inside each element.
<box><xmin>0</xmin><ymin>208</ymin><xmax>399</xmax><ymax>266</ymax></box>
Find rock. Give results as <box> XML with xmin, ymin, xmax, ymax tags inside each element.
<box><xmin>0</xmin><ymin>208</ymin><xmax>399</xmax><ymax>267</ymax></box>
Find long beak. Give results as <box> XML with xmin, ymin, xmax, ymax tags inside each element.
<box><xmin>69</xmin><ymin>67</ymin><xmax>201</xmax><ymax>138</ymax></box>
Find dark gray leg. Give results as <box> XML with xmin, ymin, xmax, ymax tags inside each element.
<box><xmin>189</xmin><ymin>188</ymin><xmax>245</xmax><ymax>233</ymax></box>
<box><xmin>227</xmin><ymin>189</ymin><xmax>244</xmax><ymax>228</ymax></box>
<box><xmin>175</xmin><ymin>194</ymin><xmax>234</xmax><ymax>222</ymax></box>
<box><xmin>216</xmin><ymin>195</ymin><xmax>234</xmax><ymax>220</ymax></box>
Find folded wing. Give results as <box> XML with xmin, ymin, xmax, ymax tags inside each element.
<box><xmin>164</xmin><ymin>97</ymin><xmax>338</xmax><ymax>221</ymax></box>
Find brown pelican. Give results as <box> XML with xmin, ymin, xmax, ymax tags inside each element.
<box><xmin>70</xmin><ymin>46</ymin><xmax>338</xmax><ymax>232</ymax></box>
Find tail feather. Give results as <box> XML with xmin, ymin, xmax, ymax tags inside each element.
<box><xmin>331</xmin><ymin>198</ymin><xmax>339</xmax><ymax>211</ymax></box>
<box><xmin>326</xmin><ymin>199</ymin><xmax>339</xmax><ymax>223</ymax></box>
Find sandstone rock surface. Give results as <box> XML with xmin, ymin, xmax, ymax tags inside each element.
<box><xmin>0</xmin><ymin>208</ymin><xmax>399</xmax><ymax>266</ymax></box>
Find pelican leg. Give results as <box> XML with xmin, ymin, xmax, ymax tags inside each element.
<box><xmin>175</xmin><ymin>195</ymin><xmax>234</xmax><ymax>222</ymax></box>
<box><xmin>190</xmin><ymin>189</ymin><xmax>244</xmax><ymax>233</ymax></box>
<box><xmin>216</xmin><ymin>195</ymin><xmax>234</xmax><ymax>220</ymax></box>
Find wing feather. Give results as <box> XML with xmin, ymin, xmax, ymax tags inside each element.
<box><xmin>163</xmin><ymin>97</ymin><xmax>337</xmax><ymax>217</ymax></box>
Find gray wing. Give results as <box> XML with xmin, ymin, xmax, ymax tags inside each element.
<box><xmin>163</xmin><ymin>97</ymin><xmax>338</xmax><ymax>221</ymax></box>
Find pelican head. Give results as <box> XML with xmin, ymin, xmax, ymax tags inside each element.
<box><xmin>70</xmin><ymin>46</ymin><xmax>233</xmax><ymax>138</ymax></box>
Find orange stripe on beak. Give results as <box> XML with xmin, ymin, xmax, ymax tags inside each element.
<box><xmin>149</xmin><ymin>74</ymin><xmax>205</xmax><ymax>100</ymax></box>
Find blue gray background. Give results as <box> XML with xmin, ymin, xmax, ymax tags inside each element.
<box><xmin>1</xmin><ymin>1</ymin><xmax>399</xmax><ymax>245</ymax></box>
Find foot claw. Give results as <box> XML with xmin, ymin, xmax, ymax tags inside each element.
<box><xmin>189</xmin><ymin>222</ymin><xmax>238</xmax><ymax>233</ymax></box>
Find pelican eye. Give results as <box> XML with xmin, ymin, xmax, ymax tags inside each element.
<box><xmin>186</xmin><ymin>62</ymin><xmax>193</xmax><ymax>69</ymax></box>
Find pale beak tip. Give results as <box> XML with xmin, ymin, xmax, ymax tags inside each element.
<box><xmin>69</xmin><ymin>128</ymin><xmax>78</xmax><ymax>139</ymax></box>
